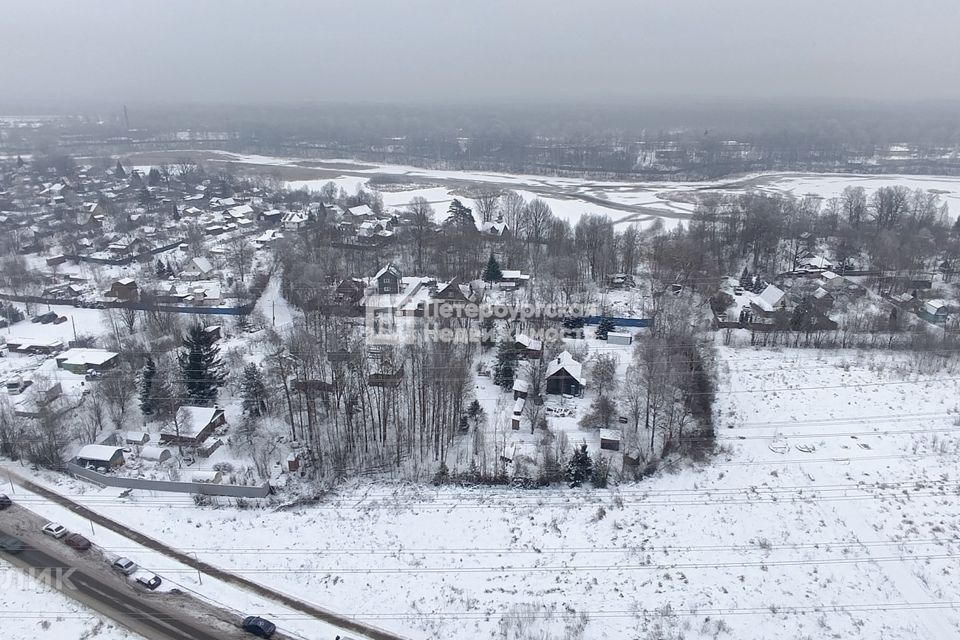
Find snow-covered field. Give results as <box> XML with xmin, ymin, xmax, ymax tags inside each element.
<box><xmin>9</xmin><ymin>346</ymin><xmax>959</xmax><ymax>640</ymax></box>
<box><xmin>219</xmin><ymin>151</ymin><xmax>960</xmax><ymax>228</ymax></box>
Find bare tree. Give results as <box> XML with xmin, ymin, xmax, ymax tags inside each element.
<box><xmin>473</xmin><ymin>189</ymin><xmax>501</xmax><ymax>224</ymax></box>
<box><xmin>227</xmin><ymin>235</ymin><xmax>254</xmax><ymax>283</ymax></box>
<box><xmin>499</xmin><ymin>191</ymin><xmax>526</xmax><ymax>238</ymax></box>
<box><xmin>405</xmin><ymin>196</ymin><xmax>434</xmax><ymax>273</ymax></box>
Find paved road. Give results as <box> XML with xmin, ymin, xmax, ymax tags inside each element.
<box><xmin>6</xmin><ymin>469</ymin><xmax>404</xmax><ymax>640</ymax></box>
<box><xmin>0</xmin><ymin>533</ymin><xmax>226</xmax><ymax>640</ymax></box>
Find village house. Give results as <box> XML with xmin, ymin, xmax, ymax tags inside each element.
<box><xmin>514</xmin><ymin>333</ymin><xmax>543</xmax><ymax>359</ymax></box>
<box><xmin>376</xmin><ymin>263</ymin><xmax>402</xmax><ymax>295</ymax></box>
<box><xmin>107</xmin><ymin>278</ymin><xmax>139</xmax><ymax>301</ymax></box>
<box><xmin>55</xmin><ymin>348</ymin><xmax>120</xmax><ymax>374</ymax></box>
<box><xmin>181</xmin><ymin>256</ymin><xmax>215</xmax><ymax>280</ymax></box>
<box><xmin>76</xmin><ymin>444</ymin><xmax>125</xmax><ymax>470</ymax></box>
<box><xmin>750</xmin><ymin>284</ymin><xmax>791</xmax><ymax>319</ymax></box>
<box><xmin>545</xmin><ymin>351</ymin><xmax>585</xmax><ymax>396</ymax></box>
<box><xmin>159</xmin><ymin>406</ymin><xmax>226</xmax><ymax>446</ymax></box>
<box><xmin>282</xmin><ymin>211</ymin><xmax>308</xmax><ymax>231</ymax></box>
<box><xmin>334</xmin><ymin>278</ymin><xmax>367</xmax><ymax>306</ymax></box>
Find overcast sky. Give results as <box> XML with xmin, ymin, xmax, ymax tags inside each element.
<box><xmin>2</xmin><ymin>0</ymin><xmax>959</xmax><ymax>106</ymax></box>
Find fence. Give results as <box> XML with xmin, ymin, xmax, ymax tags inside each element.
<box><xmin>582</xmin><ymin>316</ymin><xmax>654</xmax><ymax>328</ymax></box>
<box><xmin>66</xmin><ymin>462</ymin><xmax>272</xmax><ymax>498</ymax></box>
<box><xmin>0</xmin><ymin>292</ymin><xmax>254</xmax><ymax>316</ymax></box>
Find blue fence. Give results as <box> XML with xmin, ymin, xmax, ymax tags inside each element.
<box><xmin>582</xmin><ymin>316</ymin><xmax>654</xmax><ymax>328</ymax></box>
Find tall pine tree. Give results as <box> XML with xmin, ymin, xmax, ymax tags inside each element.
<box><xmin>482</xmin><ymin>253</ymin><xmax>503</xmax><ymax>283</ymax></box>
<box><xmin>240</xmin><ymin>363</ymin><xmax>266</xmax><ymax>416</ymax></box>
<box><xmin>493</xmin><ymin>335</ymin><xmax>520</xmax><ymax>389</ymax></box>
<box><xmin>566</xmin><ymin>443</ymin><xmax>593</xmax><ymax>487</ymax></box>
<box><xmin>114</xmin><ymin>160</ymin><xmax>126</xmax><ymax>179</ymax></box>
<box><xmin>178</xmin><ymin>324</ymin><xmax>226</xmax><ymax>404</ymax></box>
<box><xmin>595</xmin><ymin>316</ymin><xmax>616</xmax><ymax>340</ymax></box>
<box><xmin>139</xmin><ymin>357</ymin><xmax>156</xmax><ymax>415</ymax></box>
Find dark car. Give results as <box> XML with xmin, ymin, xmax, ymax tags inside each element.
<box><xmin>53</xmin><ymin>315</ymin><xmax>68</xmax><ymax>324</ymax></box>
<box><xmin>241</xmin><ymin>616</ymin><xmax>276</xmax><ymax>638</ymax></box>
<box><xmin>0</xmin><ymin>533</ymin><xmax>25</xmax><ymax>554</ymax></box>
<box><xmin>0</xmin><ymin>494</ymin><xmax>11</xmax><ymax>510</ymax></box>
<box><xmin>64</xmin><ymin>532</ymin><xmax>92</xmax><ymax>551</ymax></box>
<box><xmin>39</xmin><ymin>313</ymin><xmax>57</xmax><ymax>324</ymax></box>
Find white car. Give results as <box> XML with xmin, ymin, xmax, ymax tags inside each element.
<box><xmin>42</xmin><ymin>522</ymin><xmax>68</xmax><ymax>539</ymax></box>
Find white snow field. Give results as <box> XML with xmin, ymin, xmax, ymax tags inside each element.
<box><xmin>8</xmin><ymin>346</ymin><xmax>960</xmax><ymax>640</ymax></box>
<box><xmin>221</xmin><ymin>149</ymin><xmax>960</xmax><ymax>228</ymax></box>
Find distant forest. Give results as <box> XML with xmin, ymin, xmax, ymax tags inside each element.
<box><xmin>5</xmin><ymin>101</ymin><xmax>960</xmax><ymax>180</ymax></box>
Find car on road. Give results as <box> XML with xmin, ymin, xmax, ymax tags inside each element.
<box><xmin>64</xmin><ymin>532</ymin><xmax>91</xmax><ymax>551</ymax></box>
<box><xmin>0</xmin><ymin>533</ymin><xmax>25</xmax><ymax>554</ymax></box>
<box><xmin>134</xmin><ymin>571</ymin><xmax>162</xmax><ymax>590</ymax></box>
<box><xmin>0</xmin><ymin>494</ymin><xmax>11</xmax><ymax>510</ymax></box>
<box><xmin>112</xmin><ymin>557</ymin><xmax>138</xmax><ymax>575</ymax></box>
<box><xmin>42</xmin><ymin>522</ymin><xmax>68</xmax><ymax>539</ymax></box>
<box><xmin>241</xmin><ymin>616</ymin><xmax>277</xmax><ymax>638</ymax></box>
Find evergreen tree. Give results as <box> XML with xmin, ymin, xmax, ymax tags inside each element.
<box><xmin>479</xmin><ymin>316</ymin><xmax>496</xmax><ymax>349</ymax></box>
<box><xmin>155</xmin><ymin>259</ymin><xmax>167</xmax><ymax>278</ymax></box>
<box><xmin>596</xmin><ymin>316</ymin><xmax>616</xmax><ymax>340</ymax></box>
<box><xmin>465</xmin><ymin>399</ymin><xmax>486</xmax><ymax>430</ymax></box>
<box><xmin>177</xmin><ymin>324</ymin><xmax>226</xmax><ymax>404</ymax></box>
<box><xmin>739</xmin><ymin>266</ymin><xmax>750</xmax><ymax>286</ymax></box>
<box><xmin>115</xmin><ymin>160</ymin><xmax>126</xmax><ymax>179</ymax></box>
<box><xmin>482</xmin><ymin>253</ymin><xmax>503</xmax><ymax>283</ymax></box>
<box><xmin>16</xmin><ymin>155</ymin><xmax>24</xmax><ymax>168</ymax></box>
<box><xmin>172</xmin><ymin>203</ymin><xmax>181</xmax><ymax>222</ymax></box>
<box><xmin>240</xmin><ymin>363</ymin><xmax>266</xmax><ymax>417</ymax></box>
<box><xmin>562</xmin><ymin>315</ymin><xmax>585</xmax><ymax>338</ymax></box>
<box><xmin>148</xmin><ymin>167</ymin><xmax>162</xmax><ymax>186</ymax></box>
<box><xmin>445</xmin><ymin>198</ymin><xmax>475</xmax><ymax>229</ymax></box>
<box><xmin>139</xmin><ymin>357</ymin><xmax>156</xmax><ymax>415</ymax></box>
<box><xmin>566</xmin><ymin>443</ymin><xmax>593</xmax><ymax>487</ymax></box>
<box><xmin>493</xmin><ymin>336</ymin><xmax>520</xmax><ymax>389</ymax></box>
<box><xmin>138</xmin><ymin>186</ymin><xmax>152</xmax><ymax>205</ymax></box>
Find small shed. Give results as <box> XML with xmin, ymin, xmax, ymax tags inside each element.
<box><xmin>125</xmin><ymin>431</ymin><xmax>150</xmax><ymax>446</ymax></box>
<box><xmin>140</xmin><ymin>446</ymin><xmax>172</xmax><ymax>463</ymax></box>
<box><xmin>191</xmin><ymin>470</ymin><xmax>223</xmax><ymax>484</ymax></box>
<box><xmin>606</xmin><ymin>331</ymin><xmax>632</xmax><ymax>346</ymax></box>
<box><xmin>599</xmin><ymin>429</ymin><xmax>622</xmax><ymax>452</ymax></box>
<box><xmin>286</xmin><ymin>452</ymin><xmax>301</xmax><ymax>473</ymax></box>
<box><xmin>512</xmin><ymin>397</ymin><xmax>525</xmax><ymax>430</ymax></box>
<box><xmin>76</xmin><ymin>445</ymin><xmax>125</xmax><ymax>470</ymax></box>
<box><xmin>512</xmin><ymin>379</ymin><xmax>530</xmax><ymax>400</ymax></box>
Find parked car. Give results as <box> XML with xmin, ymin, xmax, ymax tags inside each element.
<box><xmin>42</xmin><ymin>522</ymin><xmax>68</xmax><ymax>539</ymax></box>
<box><xmin>0</xmin><ymin>494</ymin><xmax>11</xmax><ymax>510</ymax></box>
<box><xmin>53</xmin><ymin>315</ymin><xmax>68</xmax><ymax>324</ymax></box>
<box><xmin>112</xmin><ymin>557</ymin><xmax>138</xmax><ymax>575</ymax></box>
<box><xmin>64</xmin><ymin>533</ymin><xmax>91</xmax><ymax>551</ymax></box>
<box><xmin>0</xmin><ymin>533</ymin><xmax>25</xmax><ymax>555</ymax></box>
<box><xmin>241</xmin><ymin>616</ymin><xmax>277</xmax><ymax>638</ymax></box>
<box><xmin>135</xmin><ymin>572</ymin><xmax>162</xmax><ymax>590</ymax></box>
<box><xmin>38</xmin><ymin>312</ymin><xmax>57</xmax><ymax>324</ymax></box>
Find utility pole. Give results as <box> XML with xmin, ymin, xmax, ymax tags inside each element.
<box><xmin>71</xmin><ymin>316</ymin><xmax>78</xmax><ymax>343</ymax></box>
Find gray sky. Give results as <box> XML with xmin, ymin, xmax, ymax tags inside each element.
<box><xmin>3</xmin><ymin>0</ymin><xmax>959</xmax><ymax>106</ymax></box>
